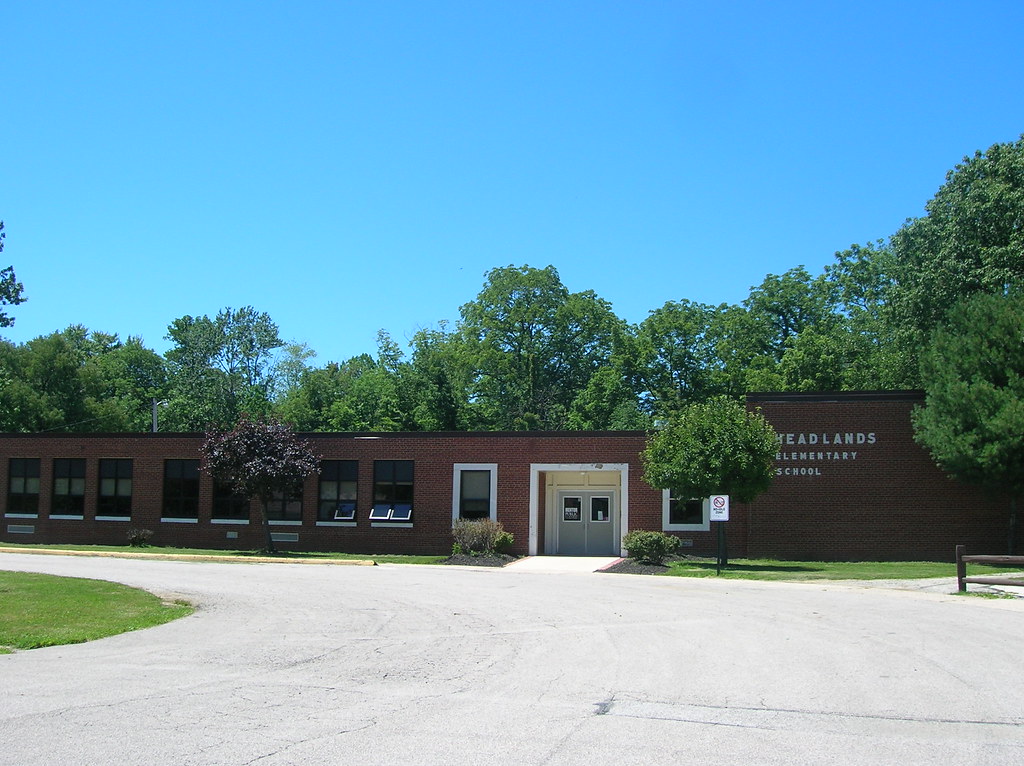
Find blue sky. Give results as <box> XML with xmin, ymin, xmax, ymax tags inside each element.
<box><xmin>3</xmin><ymin>1</ymin><xmax>1023</xmax><ymax>365</ymax></box>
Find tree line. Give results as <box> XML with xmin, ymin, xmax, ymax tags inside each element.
<box><xmin>2</xmin><ymin>136</ymin><xmax>1022</xmax><ymax>446</ymax></box>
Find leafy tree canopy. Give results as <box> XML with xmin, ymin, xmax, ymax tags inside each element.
<box><xmin>889</xmin><ymin>135</ymin><xmax>1024</xmax><ymax>378</ymax></box>
<box><xmin>201</xmin><ymin>415</ymin><xmax>320</xmax><ymax>552</ymax></box>
<box><xmin>459</xmin><ymin>264</ymin><xmax>622</xmax><ymax>429</ymax></box>
<box><xmin>0</xmin><ymin>222</ymin><xmax>27</xmax><ymax>328</ymax></box>
<box><xmin>912</xmin><ymin>290</ymin><xmax>1024</xmax><ymax>551</ymax></box>
<box><xmin>642</xmin><ymin>396</ymin><xmax>777</xmax><ymax>502</ymax></box>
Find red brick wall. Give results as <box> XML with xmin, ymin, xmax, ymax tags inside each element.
<box><xmin>743</xmin><ymin>392</ymin><xmax>1011</xmax><ymax>561</ymax></box>
<box><xmin>0</xmin><ymin>396</ymin><xmax>1011</xmax><ymax>561</ymax></box>
<box><xmin>0</xmin><ymin>431</ymin><xmax>665</xmax><ymax>557</ymax></box>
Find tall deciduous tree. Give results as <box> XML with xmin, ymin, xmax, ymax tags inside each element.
<box><xmin>0</xmin><ymin>222</ymin><xmax>26</xmax><ymax>328</ymax></box>
<box><xmin>201</xmin><ymin>415</ymin><xmax>320</xmax><ymax>552</ymax></box>
<box><xmin>0</xmin><ymin>327</ymin><xmax>164</xmax><ymax>432</ymax></box>
<box><xmin>164</xmin><ymin>306</ymin><xmax>284</xmax><ymax>429</ymax></box>
<box><xmin>642</xmin><ymin>396</ymin><xmax>777</xmax><ymax>502</ymax></box>
<box><xmin>407</xmin><ymin>322</ymin><xmax>475</xmax><ymax>430</ymax></box>
<box><xmin>623</xmin><ymin>299</ymin><xmax>729</xmax><ymax>418</ymax></box>
<box><xmin>912</xmin><ymin>290</ymin><xmax>1024</xmax><ymax>553</ymax></box>
<box><xmin>459</xmin><ymin>265</ymin><xmax>622</xmax><ymax>429</ymax></box>
<box><xmin>888</xmin><ymin>135</ymin><xmax>1024</xmax><ymax>382</ymax></box>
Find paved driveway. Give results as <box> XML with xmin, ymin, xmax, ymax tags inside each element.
<box><xmin>1</xmin><ymin>552</ymin><xmax>1023</xmax><ymax>766</ymax></box>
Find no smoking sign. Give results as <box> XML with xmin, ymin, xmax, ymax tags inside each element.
<box><xmin>710</xmin><ymin>494</ymin><xmax>730</xmax><ymax>521</ymax></box>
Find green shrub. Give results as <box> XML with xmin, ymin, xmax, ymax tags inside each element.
<box><xmin>493</xmin><ymin>529</ymin><xmax>514</xmax><ymax>553</ymax></box>
<box><xmin>622</xmin><ymin>530</ymin><xmax>680</xmax><ymax>565</ymax></box>
<box><xmin>127</xmin><ymin>528</ymin><xmax>153</xmax><ymax>547</ymax></box>
<box><xmin>452</xmin><ymin>519</ymin><xmax>513</xmax><ymax>555</ymax></box>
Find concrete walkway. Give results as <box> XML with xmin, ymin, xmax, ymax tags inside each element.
<box><xmin>502</xmin><ymin>555</ymin><xmax>622</xmax><ymax>573</ymax></box>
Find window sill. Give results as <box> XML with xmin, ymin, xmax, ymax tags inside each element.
<box><xmin>4</xmin><ymin>513</ymin><xmax>38</xmax><ymax>519</ymax></box>
<box><xmin>317</xmin><ymin>521</ymin><xmax>357</xmax><ymax>527</ymax></box>
<box><xmin>268</xmin><ymin>520</ymin><xmax>302</xmax><ymax>526</ymax></box>
<box><xmin>49</xmin><ymin>515</ymin><xmax>84</xmax><ymax>521</ymax></box>
<box><xmin>161</xmin><ymin>517</ymin><xmax>198</xmax><ymax>524</ymax></box>
<box><xmin>662</xmin><ymin>523</ymin><xmax>710</xmax><ymax>533</ymax></box>
<box><xmin>96</xmin><ymin>516</ymin><xmax>131</xmax><ymax>522</ymax></box>
<box><xmin>211</xmin><ymin>518</ymin><xmax>250</xmax><ymax>525</ymax></box>
<box><xmin>370</xmin><ymin>522</ymin><xmax>413</xmax><ymax>529</ymax></box>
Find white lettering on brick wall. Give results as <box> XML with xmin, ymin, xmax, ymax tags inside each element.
<box><xmin>773</xmin><ymin>432</ymin><xmax>877</xmax><ymax>478</ymax></box>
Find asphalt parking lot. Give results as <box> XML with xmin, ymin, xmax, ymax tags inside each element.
<box><xmin>1</xmin><ymin>552</ymin><xmax>1023</xmax><ymax>766</ymax></box>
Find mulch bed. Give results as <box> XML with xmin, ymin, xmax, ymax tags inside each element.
<box><xmin>443</xmin><ymin>553</ymin><xmax>519</xmax><ymax>567</ymax></box>
<box><xmin>599</xmin><ymin>558</ymin><xmax>672</xmax><ymax>576</ymax></box>
<box><xmin>600</xmin><ymin>555</ymin><xmax>714</xmax><ymax>575</ymax></box>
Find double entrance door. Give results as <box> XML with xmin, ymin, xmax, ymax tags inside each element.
<box><xmin>556</xmin><ymin>491</ymin><xmax>617</xmax><ymax>556</ymax></box>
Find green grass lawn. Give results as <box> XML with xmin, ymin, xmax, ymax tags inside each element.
<box><xmin>662</xmin><ymin>558</ymin><xmax>1019</xmax><ymax>581</ymax></box>
<box><xmin>0</xmin><ymin>571</ymin><xmax>193</xmax><ymax>652</ymax></box>
<box><xmin>0</xmin><ymin>542</ymin><xmax>446</xmax><ymax>566</ymax></box>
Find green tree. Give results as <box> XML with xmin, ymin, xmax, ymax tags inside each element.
<box><xmin>407</xmin><ymin>322</ymin><xmax>476</xmax><ymax>430</ymax></box>
<box><xmin>459</xmin><ymin>265</ymin><xmax>622</xmax><ymax>429</ymax></box>
<box><xmin>268</xmin><ymin>342</ymin><xmax>316</xmax><ymax>402</ymax></box>
<box><xmin>201</xmin><ymin>415</ymin><xmax>320</xmax><ymax>553</ymax></box>
<box><xmin>912</xmin><ymin>290</ymin><xmax>1024</xmax><ymax>553</ymax></box>
<box><xmin>87</xmin><ymin>336</ymin><xmax>168</xmax><ymax>431</ymax></box>
<box><xmin>0</xmin><ymin>329</ymin><xmax>154</xmax><ymax>432</ymax></box>
<box><xmin>743</xmin><ymin>267</ymin><xmax>836</xmax><ymax>362</ymax></box>
<box><xmin>164</xmin><ymin>307</ymin><xmax>284</xmax><ymax>429</ymax></box>
<box><xmin>824</xmin><ymin>241</ymin><xmax>903</xmax><ymax>389</ymax></box>
<box><xmin>642</xmin><ymin>396</ymin><xmax>777</xmax><ymax>502</ymax></box>
<box><xmin>567</xmin><ymin>364</ymin><xmax>649</xmax><ymax>430</ymax></box>
<box><xmin>888</xmin><ymin>135</ymin><xmax>1024</xmax><ymax>382</ymax></box>
<box><xmin>623</xmin><ymin>300</ymin><xmax>729</xmax><ymax>418</ymax></box>
<box><xmin>0</xmin><ymin>222</ymin><xmax>27</xmax><ymax>328</ymax></box>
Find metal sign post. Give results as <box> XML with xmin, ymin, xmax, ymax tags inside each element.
<box><xmin>710</xmin><ymin>495</ymin><xmax>730</xmax><ymax>574</ymax></box>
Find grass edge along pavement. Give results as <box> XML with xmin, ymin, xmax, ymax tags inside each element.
<box><xmin>2</xmin><ymin>544</ymin><xmax>1019</xmax><ymax>580</ymax></box>
<box><xmin>0</xmin><ymin>544</ymin><xmax>445</xmax><ymax>566</ymax></box>
<box><xmin>604</xmin><ymin>555</ymin><xmax>1024</xmax><ymax>584</ymax></box>
<box><xmin>0</xmin><ymin>570</ymin><xmax>193</xmax><ymax>653</ymax></box>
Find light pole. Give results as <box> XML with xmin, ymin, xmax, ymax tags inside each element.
<box><xmin>151</xmin><ymin>399</ymin><xmax>168</xmax><ymax>433</ymax></box>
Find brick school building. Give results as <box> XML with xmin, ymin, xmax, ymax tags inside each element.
<box><xmin>0</xmin><ymin>392</ymin><xmax>1011</xmax><ymax>560</ymax></box>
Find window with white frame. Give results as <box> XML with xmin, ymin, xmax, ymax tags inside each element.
<box><xmin>319</xmin><ymin>460</ymin><xmax>357</xmax><ymax>522</ymax></box>
<box><xmin>267</xmin><ymin>483</ymin><xmax>303</xmax><ymax>522</ymax></box>
<box><xmin>212</xmin><ymin>478</ymin><xmax>250</xmax><ymax>522</ymax></box>
<box><xmin>7</xmin><ymin>458</ymin><xmax>40</xmax><ymax>516</ymax></box>
<box><xmin>662</xmin><ymin>490</ymin><xmax>709</xmax><ymax>532</ymax></box>
<box><xmin>98</xmin><ymin>459</ymin><xmax>132</xmax><ymax>519</ymax></box>
<box><xmin>452</xmin><ymin>464</ymin><xmax>497</xmax><ymax>522</ymax></box>
<box><xmin>371</xmin><ymin>460</ymin><xmax>413</xmax><ymax>522</ymax></box>
<box><xmin>162</xmin><ymin>459</ymin><xmax>200</xmax><ymax>520</ymax></box>
<box><xmin>52</xmin><ymin>458</ymin><xmax>86</xmax><ymax>517</ymax></box>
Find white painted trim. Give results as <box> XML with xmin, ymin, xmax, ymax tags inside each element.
<box><xmin>210</xmin><ymin>519</ymin><xmax>250</xmax><ymax>525</ymax></box>
<box><xmin>268</xmin><ymin>520</ymin><xmax>302</xmax><ymax>526</ymax></box>
<box><xmin>160</xmin><ymin>517</ymin><xmax>199</xmax><ymax>524</ymax></box>
<box><xmin>48</xmin><ymin>515</ymin><xmax>83</xmax><ymax>521</ymax></box>
<box><xmin>3</xmin><ymin>513</ymin><xmax>37</xmax><ymax>519</ymax></box>
<box><xmin>316</xmin><ymin>521</ymin><xmax>357</xmax><ymax>527</ymax></box>
<box><xmin>371</xmin><ymin>522</ymin><xmax>413</xmax><ymax>529</ymax></box>
<box><xmin>451</xmin><ymin>463</ymin><xmax>498</xmax><ymax>524</ymax></box>
<box><xmin>661</xmin><ymin>492</ymin><xmax>711</xmax><ymax>532</ymax></box>
<box><xmin>95</xmin><ymin>516</ymin><xmax>131</xmax><ymax>522</ymax></box>
<box><xmin>528</xmin><ymin>463</ymin><xmax>629</xmax><ymax>556</ymax></box>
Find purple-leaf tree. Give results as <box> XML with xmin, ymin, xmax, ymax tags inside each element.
<box><xmin>201</xmin><ymin>414</ymin><xmax>320</xmax><ymax>553</ymax></box>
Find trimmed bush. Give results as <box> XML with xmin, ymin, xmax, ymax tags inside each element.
<box><xmin>622</xmin><ymin>530</ymin><xmax>680</xmax><ymax>565</ymax></box>
<box><xmin>452</xmin><ymin>519</ymin><xmax>513</xmax><ymax>555</ymax></box>
<box><xmin>127</xmin><ymin>528</ymin><xmax>154</xmax><ymax>547</ymax></box>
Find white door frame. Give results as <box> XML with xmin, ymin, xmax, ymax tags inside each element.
<box><xmin>528</xmin><ymin>463</ymin><xmax>629</xmax><ymax>556</ymax></box>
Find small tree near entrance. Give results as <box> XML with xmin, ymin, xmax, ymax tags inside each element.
<box><xmin>642</xmin><ymin>396</ymin><xmax>777</xmax><ymax>557</ymax></box>
<box><xmin>201</xmin><ymin>415</ymin><xmax>320</xmax><ymax>553</ymax></box>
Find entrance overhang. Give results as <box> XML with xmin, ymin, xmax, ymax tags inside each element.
<box><xmin>528</xmin><ymin>463</ymin><xmax>629</xmax><ymax>556</ymax></box>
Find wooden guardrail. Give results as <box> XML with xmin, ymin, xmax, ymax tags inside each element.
<box><xmin>955</xmin><ymin>545</ymin><xmax>1024</xmax><ymax>593</ymax></box>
